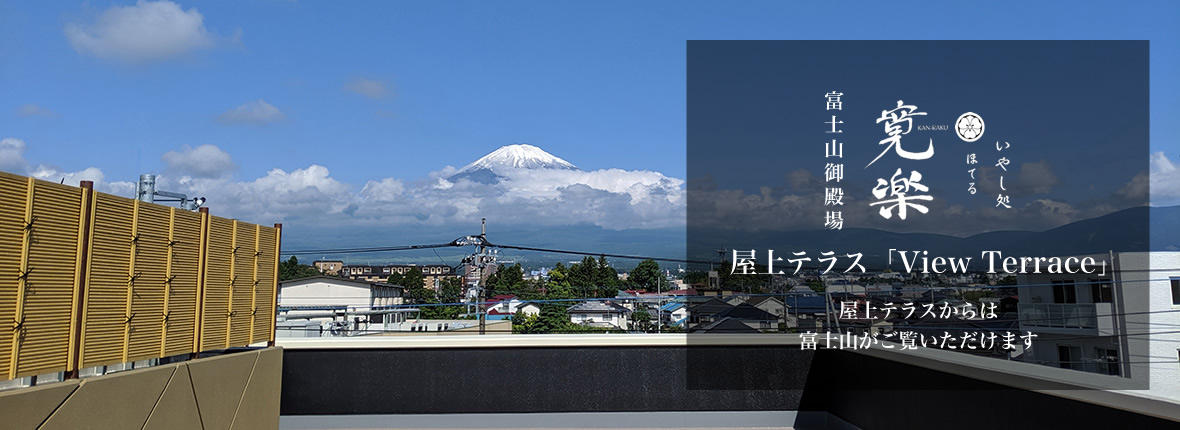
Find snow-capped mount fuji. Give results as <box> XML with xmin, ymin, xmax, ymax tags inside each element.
<box><xmin>449</xmin><ymin>144</ymin><xmax>579</xmax><ymax>183</ymax></box>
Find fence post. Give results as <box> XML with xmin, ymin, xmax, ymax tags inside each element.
<box><xmin>8</xmin><ymin>177</ymin><xmax>35</xmax><ymax>380</ymax></box>
<box><xmin>249</xmin><ymin>224</ymin><xmax>260</xmax><ymax>343</ymax></box>
<box><xmin>226</xmin><ymin>220</ymin><xmax>238</xmax><ymax>348</ymax></box>
<box><xmin>269</xmin><ymin>224</ymin><xmax>282</xmax><ymax>347</ymax></box>
<box><xmin>160</xmin><ymin>207</ymin><xmax>176</xmax><ymax>357</ymax></box>
<box><xmin>65</xmin><ymin>181</ymin><xmax>95</xmax><ymax>379</ymax></box>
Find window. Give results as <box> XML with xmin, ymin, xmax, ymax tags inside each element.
<box><xmin>1057</xmin><ymin>345</ymin><xmax>1080</xmax><ymax>370</ymax></box>
<box><xmin>1052</xmin><ymin>280</ymin><xmax>1076</xmax><ymax>304</ymax></box>
<box><xmin>1172</xmin><ymin>278</ymin><xmax>1180</xmax><ymax>306</ymax></box>
<box><xmin>1090</xmin><ymin>280</ymin><xmax>1113</xmax><ymax>303</ymax></box>
<box><xmin>602</xmin><ymin>314</ymin><xmax>610</xmax><ymax>320</ymax></box>
<box><xmin>1095</xmin><ymin>347</ymin><xmax>1119</xmax><ymax>376</ymax></box>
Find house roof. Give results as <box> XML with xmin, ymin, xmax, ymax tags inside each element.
<box><xmin>659</xmin><ymin>302</ymin><xmax>685</xmax><ymax>312</ymax></box>
<box><xmin>747</xmin><ymin>296</ymin><xmax>783</xmax><ymax>307</ymax></box>
<box><xmin>688</xmin><ymin>298</ymin><xmax>733</xmax><ymax>315</ymax></box>
<box><xmin>567</xmin><ymin>301</ymin><xmax>630</xmax><ymax>314</ymax></box>
<box><xmin>690</xmin><ymin>317</ymin><xmax>761</xmax><ymax>333</ymax></box>
<box><xmin>715</xmin><ymin>303</ymin><xmax>778</xmax><ymax>321</ymax></box>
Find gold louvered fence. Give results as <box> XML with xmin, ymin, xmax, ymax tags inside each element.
<box><xmin>0</xmin><ymin>171</ymin><xmax>281</xmax><ymax>381</ymax></box>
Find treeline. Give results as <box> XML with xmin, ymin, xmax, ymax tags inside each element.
<box><xmin>497</xmin><ymin>257</ymin><xmax>663</xmax><ymax>334</ymax></box>
<box><xmin>485</xmin><ymin>256</ymin><xmax>663</xmax><ymax>300</ymax></box>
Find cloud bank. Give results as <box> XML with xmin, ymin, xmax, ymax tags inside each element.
<box><xmin>4</xmin><ymin>139</ymin><xmax>1177</xmax><ymax>235</ymax></box>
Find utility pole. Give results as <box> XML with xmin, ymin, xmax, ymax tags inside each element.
<box><xmin>478</xmin><ymin>218</ymin><xmax>487</xmax><ymax>334</ymax></box>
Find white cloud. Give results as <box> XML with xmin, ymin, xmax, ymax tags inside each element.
<box><xmin>1149</xmin><ymin>151</ymin><xmax>1180</xmax><ymax>206</ymax></box>
<box><xmin>3</xmin><ymin>140</ymin><xmax>682</xmax><ymax>230</ymax></box>
<box><xmin>165</xmin><ymin>165</ymin><xmax>353</xmax><ymax>223</ymax></box>
<box><xmin>65</xmin><ymin>1</ymin><xmax>214</xmax><ymax>63</ymax></box>
<box><xmin>0</xmin><ymin>138</ymin><xmax>28</xmax><ymax>172</ymax></box>
<box><xmin>16</xmin><ymin>104</ymin><xmax>59</xmax><ymax>118</ymax></box>
<box><xmin>154</xmin><ymin>155</ymin><xmax>685</xmax><ymax>230</ymax></box>
<box><xmin>360</xmin><ymin>178</ymin><xmax>405</xmax><ymax>202</ymax></box>
<box><xmin>217</xmin><ymin>99</ymin><xmax>285</xmax><ymax>125</ymax></box>
<box><xmin>0</xmin><ymin>137</ymin><xmax>133</xmax><ymax>194</ymax></box>
<box><xmin>345</xmin><ymin>78</ymin><xmax>390</xmax><ymax>99</ymax></box>
<box><xmin>162</xmin><ymin>144</ymin><xmax>235</xmax><ymax>178</ymax></box>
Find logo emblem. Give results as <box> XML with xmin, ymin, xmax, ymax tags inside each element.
<box><xmin>955</xmin><ymin>112</ymin><xmax>984</xmax><ymax>142</ymax></box>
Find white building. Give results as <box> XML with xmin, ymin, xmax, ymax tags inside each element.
<box><xmin>277</xmin><ymin>276</ymin><xmax>408</xmax><ymax>337</ymax></box>
<box><xmin>1016</xmin><ymin>252</ymin><xmax>1180</xmax><ymax>401</ymax></box>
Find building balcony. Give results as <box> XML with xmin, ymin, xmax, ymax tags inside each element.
<box><xmin>1018</xmin><ymin>302</ymin><xmax>1116</xmax><ymax>335</ymax></box>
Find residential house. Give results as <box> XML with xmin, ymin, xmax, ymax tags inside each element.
<box><xmin>660</xmin><ymin>302</ymin><xmax>689</xmax><ymax>327</ymax></box>
<box><xmin>567</xmin><ymin>301</ymin><xmax>632</xmax><ymax>330</ymax></box>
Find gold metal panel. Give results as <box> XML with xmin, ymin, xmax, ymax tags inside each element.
<box><xmin>201</xmin><ymin>216</ymin><xmax>234</xmax><ymax>351</ymax></box>
<box><xmin>163</xmin><ymin>208</ymin><xmax>201</xmax><ymax>357</ymax></box>
<box><xmin>228</xmin><ymin>222</ymin><xmax>255</xmax><ymax>347</ymax></box>
<box><xmin>80</xmin><ymin>193</ymin><xmax>135</xmax><ymax>368</ymax></box>
<box><xmin>253</xmin><ymin>226</ymin><xmax>278</xmax><ymax>344</ymax></box>
<box><xmin>14</xmin><ymin>181</ymin><xmax>84</xmax><ymax>377</ymax></box>
<box><xmin>0</xmin><ymin>173</ymin><xmax>27</xmax><ymax>378</ymax></box>
<box><xmin>126</xmin><ymin>201</ymin><xmax>170</xmax><ymax>362</ymax></box>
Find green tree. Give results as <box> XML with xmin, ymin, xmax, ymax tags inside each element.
<box><xmin>631</xmin><ymin>307</ymin><xmax>652</xmax><ymax>332</ymax></box>
<box><xmin>567</xmin><ymin>256</ymin><xmax>594</xmax><ymax>295</ymax></box>
<box><xmin>487</xmin><ymin>264</ymin><xmax>524</xmax><ymax>297</ymax></box>
<box><xmin>544</xmin><ymin>263</ymin><xmax>575</xmax><ymax>299</ymax></box>
<box><xmin>536</xmin><ymin>304</ymin><xmax>572</xmax><ymax>333</ymax></box>
<box><xmin>431</xmin><ymin>276</ymin><xmax>465</xmax><ymax>319</ymax></box>
<box><xmin>596</xmin><ymin>256</ymin><xmax>620</xmax><ymax>297</ymax></box>
<box><xmin>279</xmin><ymin>256</ymin><xmax>320</xmax><ymax>281</ymax></box>
<box><xmin>406</xmin><ymin>286</ymin><xmax>435</xmax><ymax>304</ymax></box>
<box><xmin>512</xmin><ymin>311</ymin><xmax>540</xmax><ymax>334</ymax></box>
<box><xmin>399</xmin><ymin>267</ymin><xmax>425</xmax><ymax>289</ymax></box>
<box><xmin>386</xmin><ymin>271</ymin><xmax>403</xmax><ymax>286</ymax></box>
<box><xmin>629</xmin><ymin>259</ymin><xmax>662</xmax><ymax>291</ymax></box>
<box><xmin>683</xmin><ymin>270</ymin><xmax>707</xmax><ymax>286</ymax></box>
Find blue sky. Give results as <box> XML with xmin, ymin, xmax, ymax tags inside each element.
<box><xmin>1</xmin><ymin>1</ymin><xmax>1178</xmax><ymax>239</ymax></box>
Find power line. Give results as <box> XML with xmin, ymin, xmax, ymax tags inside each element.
<box><xmin>487</xmin><ymin>242</ymin><xmax>711</xmax><ymax>264</ymax></box>
<box><xmin>281</xmin><ymin>242</ymin><xmax>458</xmax><ymax>255</ymax></box>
